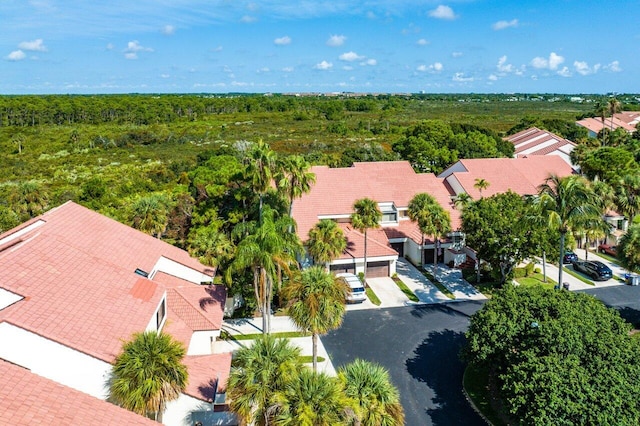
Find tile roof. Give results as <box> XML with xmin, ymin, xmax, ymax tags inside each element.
<box><xmin>0</xmin><ymin>359</ymin><xmax>156</xmax><ymax>425</ymax></box>
<box><xmin>292</xmin><ymin>161</ymin><xmax>458</xmax><ymax>238</ymax></box>
<box><xmin>336</xmin><ymin>224</ymin><xmax>398</xmax><ymax>259</ymax></box>
<box><xmin>505</xmin><ymin>127</ymin><xmax>576</xmax><ymax>158</ymax></box>
<box><xmin>0</xmin><ymin>201</ymin><xmax>219</xmax><ymax>364</ymax></box>
<box><xmin>576</xmin><ymin>116</ymin><xmax>636</xmax><ymax>134</ymax></box>
<box><xmin>438</xmin><ymin>156</ymin><xmax>574</xmax><ymax>200</ymax></box>
<box><xmin>183</xmin><ymin>353</ymin><xmax>232</xmax><ymax>399</ymax></box>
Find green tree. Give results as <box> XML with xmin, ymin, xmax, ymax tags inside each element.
<box><xmin>231</xmin><ymin>207</ymin><xmax>302</xmax><ymax>334</ymax></box>
<box><xmin>615</xmin><ymin>174</ymin><xmax>640</xmax><ymax>222</ymax></box>
<box><xmin>187</xmin><ymin>224</ymin><xmax>234</xmax><ymax>270</ymax></box>
<box><xmin>593</xmin><ymin>99</ymin><xmax>609</xmax><ymax>145</ymax></box>
<box><xmin>282</xmin><ymin>266</ymin><xmax>348</xmax><ymax>372</ymax></box>
<box><xmin>535</xmin><ymin>175</ymin><xmax>601</xmax><ymax>288</ymax></box>
<box><xmin>306</xmin><ymin>219</ymin><xmax>347</xmax><ymax>269</ymax></box>
<box><xmin>408</xmin><ymin>193</ymin><xmax>451</xmax><ymax>279</ymax></box>
<box><xmin>245</xmin><ymin>139</ymin><xmax>278</xmax><ymax>221</ymax></box>
<box><xmin>608</xmin><ymin>97</ymin><xmax>622</xmax><ymax>133</ymax></box>
<box><xmin>462</xmin><ymin>192</ymin><xmax>546</xmax><ymax>286</ymax></box>
<box><xmin>351</xmin><ymin>198</ymin><xmax>382</xmax><ymax>284</ymax></box>
<box><xmin>619</xmin><ymin>223</ymin><xmax>640</xmax><ymax>273</ymax></box>
<box><xmin>227</xmin><ymin>335</ymin><xmax>303</xmax><ymax>426</ymax></box>
<box><xmin>108</xmin><ymin>331</ymin><xmax>188</xmax><ymax>422</ymax></box>
<box><xmin>129</xmin><ymin>193</ymin><xmax>172</xmax><ymax>238</ymax></box>
<box><xmin>277</xmin><ymin>155</ymin><xmax>316</xmax><ymax>218</ymax></box>
<box><xmin>338</xmin><ymin>359</ymin><xmax>405</xmax><ymax>426</ymax></box>
<box><xmin>0</xmin><ymin>206</ymin><xmax>20</xmax><ymax>233</ymax></box>
<box><xmin>473</xmin><ymin>178</ymin><xmax>490</xmax><ymax>198</ymax></box>
<box><xmin>463</xmin><ymin>285</ymin><xmax>640</xmax><ymax>425</ymax></box>
<box><xmin>272</xmin><ymin>369</ymin><xmax>352</xmax><ymax>426</ymax></box>
<box><xmin>580</xmin><ymin>146</ymin><xmax>638</xmax><ymax>183</ymax></box>
<box><xmin>8</xmin><ymin>180</ymin><xmax>49</xmax><ymax>219</ymax></box>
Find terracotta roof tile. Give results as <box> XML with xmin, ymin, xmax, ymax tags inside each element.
<box><xmin>183</xmin><ymin>353</ymin><xmax>232</xmax><ymax>400</ymax></box>
<box><xmin>0</xmin><ymin>359</ymin><xmax>156</xmax><ymax>425</ymax></box>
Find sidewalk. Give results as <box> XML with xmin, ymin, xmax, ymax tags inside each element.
<box><xmin>395</xmin><ymin>258</ymin><xmax>450</xmax><ymax>304</ymax></box>
<box><xmin>218</xmin><ymin>316</ymin><xmax>337</xmax><ymax>376</ymax></box>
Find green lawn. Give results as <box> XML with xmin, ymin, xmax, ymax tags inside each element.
<box><xmin>420</xmin><ymin>269</ymin><xmax>456</xmax><ymax>299</ymax></box>
<box><xmin>220</xmin><ymin>330</ymin><xmax>309</xmax><ymax>341</ymax></box>
<box><xmin>392</xmin><ymin>276</ymin><xmax>419</xmax><ymax>302</ymax></box>
<box><xmin>365</xmin><ymin>287</ymin><xmax>381</xmax><ymax>305</ymax></box>
<box><xmin>515</xmin><ymin>273</ymin><xmax>558</xmax><ymax>290</ymax></box>
<box><xmin>299</xmin><ymin>355</ymin><xmax>326</xmax><ymax>363</ymax></box>
<box><xmin>463</xmin><ymin>363</ymin><xmax>506</xmax><ymax>426</ymax></box>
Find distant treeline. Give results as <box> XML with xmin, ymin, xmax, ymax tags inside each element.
<box><xmin>2</xmin><ymin>93</ymin><xmax>636</xmax><ymax>127</ymax></box>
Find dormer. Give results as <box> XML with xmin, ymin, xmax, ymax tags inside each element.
<box><xmin>378</xmin><ymin>202</ymin><xmax>398</xmax><ymax>225</ymax></box>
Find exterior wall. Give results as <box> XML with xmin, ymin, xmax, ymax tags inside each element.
<box><xmin>146</xmin><ymin>293</ymin><xmax>168</xmax><ymax>332</ymax></box>
<box><xmin>187</xmin><ymin>330</ymin><xmax>221</xmax><ymax>355</ymax></box>
<box><xmin>438</xmin><ymin>161</ymin><xmax>468</xmax><ymax>179</ymax></box>
<box><xmin>0</xmin><ymin>322</ymin><xmax>111</xmax><ymax>399</ymax></box>
<box><xmin>163</xmin><ymin>393</ymin><xmax>214</xmax><ymax>426</ymax></box>
<box><xmin>151</xmin><ymin>257</ymin><xmax>213</xmax><ymax>284</ymax></box>
<box><xmin>404</xmin><ymin>239</ymin><xmax>422</xmax><ymax>266</ymax></box>
<box><xmin>444</xmin><ymin>249</ymin><xmax>466</xmax><ymax>267</ymax></box>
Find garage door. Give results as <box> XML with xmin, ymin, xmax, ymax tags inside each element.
<box><xmin>366</xmin><ymin>261</ymin><xmax>390</xmax><ymax>278</ymax></box>
<box><xmin>330</xmin><ymin>263</ymin><xmax>356</xmax><ymax>274</ymax></box>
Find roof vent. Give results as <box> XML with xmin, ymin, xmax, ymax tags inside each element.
<box><xmin>134</xmin><ymin>268</ymin><xmax>149</xmax><ymax>277</ymax></box>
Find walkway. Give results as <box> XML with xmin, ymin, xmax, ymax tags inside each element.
<box><xmin>218</xmin><ymin>316</ymin><xmax>336</xmax><ymax>375</ymax></box>
<box><xmin>422</xmin><ymin>263</ymin><xmax>487</xmax><ymax>301</ymax></box>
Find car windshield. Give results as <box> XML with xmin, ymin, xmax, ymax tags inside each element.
<box><xmin>351</xmin><ymin>288</ymin><xmax>365</xmax><ymax>293</ymax></box>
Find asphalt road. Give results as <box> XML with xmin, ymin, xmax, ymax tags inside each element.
<box><xmin>580</xmin><ymin>284</ymin><xmax>640</xmax><ymax>327</ymax></box>
<box><xmin>323</xmin><ymin>301</ymin><xmax>487</xmax><ymax>426</ymax></box>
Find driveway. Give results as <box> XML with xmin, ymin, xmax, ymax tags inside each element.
<box><xmin>322</xmin><ymin>302</ymin><xmax>487</xmax><ymax>426</ymax></box>
<box><xmin>580</xmin><ymin>285</ymin><xmax>640</xmax><ymax>327</ymax></box>
<box><xmin>395</xmin><ymin>258</ymin><xmax>450</xmax><ymax>304</ymax></box>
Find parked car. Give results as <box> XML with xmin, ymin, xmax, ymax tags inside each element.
<box><xmin>336</xmin><ymin>273</ymin><xmax>367</xmax><ymax>304</ymax></box>
<box><xmin>572</xmin><ymin>260</ymin><xmax>613</xmax><ymax>281</ymax></box>
<box><xmin>562</xmin><ymin>250</ymin><xmax>578</xmax><ymax>264</ymax></box>
<box><xmin>598</xmin><ymin>244</ymin><xmax>617</xmax><ymax>256</ymax></box>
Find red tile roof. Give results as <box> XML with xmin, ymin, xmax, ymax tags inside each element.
<box><xmin>0</xmin><ymin>201</ymin><xmax>220</xmax><ymax>364</ymax></box>
<box><xmin>336</xmin><ymin>224</ymin><xmax>398</xmax><ymax>259</ymax></box>
<box><xmin>183</xmin><ymin>353</ymin><xmax>232</xmax><ymax>399</ymax></box>
<box><xmin>439</xmin><ymin>156</ymin><xmax>574</xmax><ymax>200</ymax></box>
<box><xmin>506</xmin><ymin>127</ymin><xmax>576</xmax><ymax>158</ymax></box>
<box><xmin>576</xmin><ymin>116</ymin><xmax>636</xmax><ymax>134</ymax></box>
<box><xmin>0</xmin><ymin>359</ymin><xmax>157</xmax><ymax>425</ymax></box>
<box><xmin>292</xmin><ymin>161</ymin><xmax>458</xmax><ymax>238</ymax></box>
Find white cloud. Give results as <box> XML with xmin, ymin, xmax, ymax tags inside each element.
<box><xmin>106</xmin><ymin>43</ymin><xmax>114</xmax><ymax>50</ymax></box>
<box><xmin>240</xmin><ymin>15</ymin><xmax>256</xmax><ymax>23</ymax></box>
<box><xmin>282</xmin><ymin>67</ymin><xmax>293</xmax><ymax>72</ymax></box>
<box><xmin>257</xmin><ymin>67</ymin><xmax>270</xmax><ymax>73</ymax></box>
<box><xmin>124</xmin><ymin>52</ymin><xmax>137</xmax><ymax>60</ymax></box>
<box><xmin>429</xmin><ymin>5</ymin><xmax>457</xmax><ymax>20</ymax></box>
<box><xmin>497</xmin><ymin>56</ymin><xmax>513</xmax><ymax>73</ymax></box>
<box><xmin>492</xmin><ymin>19</ymin><xmax>518</xmax><ymax>30</ymax></box>
<box><xmin>162</xmin><ymin>25</ymin><xmax>175</xmax><ymax>35</ymax></box>
<box><xmin>339</xmin><ymin>51</ymin><xmax>364</xmax><ymax>61</ymax></box>
<box><xmin>605</xmin><ymin>60</ymin><xmax>622</xmax><ymax>72</ymax></box>
<box><xmin>417</xmin><ymin>62</ymin><xmax>443</xmax><ymax>73</ymax></box>
<box><xmin>343</xmin><ymin>65</ymin><xmax>353</xmax><ymax>71</ymax></box>
<box><xmin>314</xmin><ymin>60</ymin><xmax>333</xmax><ymax>70</ymax></box>
<box><xmin>125</xmin><ymin>40</ymin><xmax>153</xmax><ymax>53</ymax></box>
<box><xmin>274</xmin><ymin>36</ymin><xmax>291</xmax><ymax>45</ymax></box>
<box><xmin>557</xmin><ymin>66</ymin><xmax>571</xmax><ymax>77</ymax></box>
<box><xmin>363</xmin><ymin>58</ymin><xmax>377</xmax><ymax>66</ymax></box>
<box><xmin>452</xmin><ymin>51</ymin><xmax>463</xmax><ymax>58</ymax></box>
<box><xmin>212</xmin><ymin>45</ymin><xmax>223</xmax><ymax>52</ymax></box>
<box><xmin>18</xmin><ymin>39</ymin><xmax>47</xmax><ymax>52</ymax></box>
<box><xmin>6</xmin><ymin>50</ymin><xmax>26</xmax><ymax>61</ymax></box>
<box><xmin>417</xmin><ymin>39</ymin><xmax>430</xmax><ymax>46</ymax></box>
<box><xmin>327</xmin><ymin>35</ymin><xmax>346</xmax><ymax>47</ymax></box>
<box><xmin>452</xmin><ymin>72</ymin><xmax>473</xmax><ymax>82</ymax></box>
<box><xmin>573</xmin><ymin>61</ymin><xmax>601</xmax><ymax>76</ymax></box>
<box><xmin>530</xmin><ymin>52</ymin><xmax>564</xmax><ymax>70</ymax></box>
<box><xmin>488</xmin><ymin>74</ymin><xmax>498</xmax><ymax>81</ymax></box>
<box><xmin>160</xmin><ymin>73</ymin><xmax>170</xmax><ymax>78</ymax></box>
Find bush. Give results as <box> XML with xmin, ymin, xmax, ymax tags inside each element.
<box><xmin>525</xmin><ymin>262</ymin><xmax>535</xmax><ymax>277</ymax></box>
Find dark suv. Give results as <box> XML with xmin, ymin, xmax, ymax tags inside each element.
<box><xmin>585</xmin><ymin>261</ymin><xmax>613</xmax><ymax>281</ymax></box>
<box><xmin>562</xmin><ymin>250</ymin><xmax>578</xmax><ymax>264</ymax></box>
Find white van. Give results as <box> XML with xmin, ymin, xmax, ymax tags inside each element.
<box><xmin>336</xmin><ymin>273</ymin><xmax>367</xmax><ymax>304</ymax></box>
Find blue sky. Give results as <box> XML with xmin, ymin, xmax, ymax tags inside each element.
<box><xmin>2</xmin><ymin>0</ymin><xmax>638</xmax><ymax>94</ymax></box>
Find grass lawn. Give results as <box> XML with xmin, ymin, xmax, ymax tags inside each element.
<box><xmin>561</xmin><ymin>266</ymin><xmax>595</xmax><ymax>286</ymax></box>
<box><xmin>299</xmin><ymin>355</ymin><xmax>326</xmax><ymax>363</ymax></box>
<box><xmin>221</xmin><ymin>330</ymin><xmax>309</xmax><ymax>341</ymax></box>
<box><xmin>463</xmin><ymin>363</ymin><xmax>506</xmax><ymax>426</ymax></box>
<box><xmin>590</xmin><ymin>250</ymin><xmax>621</xmax><ymax>266</ymax></box>
<box><xmin>515</xmin><ymin>273</ymin><xmax>558</xmax><ymax>290</ymax></box>
<box><xmin>365</xmin><ymin>287</ymin><xmax>382</xmax><ymax>305</ymax></box>
<box><xmin>421</xmin><ymin>269</ymin><xmax>456</xmax><ymax>299</ymax></box>
<box><xmin>392</xmin><ymin>276</ymin><xmax>419</xmax><ymax>302</ymax></box>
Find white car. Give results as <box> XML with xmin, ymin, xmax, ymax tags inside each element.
<box><xmin>336</xmin><ymin>272</ymin><xmax>367</xmax><ymax>304</ymax></box>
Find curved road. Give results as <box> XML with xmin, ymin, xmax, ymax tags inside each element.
<box><xmin>323</xmin><ymin>301</ymin><xmax>487</xmax><ymax>426</ymax></box>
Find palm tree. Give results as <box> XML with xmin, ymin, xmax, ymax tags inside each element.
<box><xmin>271</xmin><ymin>369</ymin><xmax>352</xmax><ymax>426</ymax></box>
<box><xmin>408</xmin><ymin>193</ymin><xmax>451</xmax><ymax>280</ymax></box>
<box><xmin>338</xmin><ymin>359</ymin><xmax>405</xmax><ymax>426</ymax></box>
<box><xmin>454</xmin><ymin>192</ymin><xmax>473</xmax><ymax>210</ymax></box>
<box><xmin>231</xmin><ymin>207</ymin><xmax>302</xmax><ymax>334</ymax></box>
<box><xmin>108</xmin><ymin>331</ymin><xmax>188</xmax><ymax>422</ymax></box>
<box><xmin>245</xmin><ymin>139</ymin><xmax>278</xmax><ymax>222</ymax></box>
<box><xmin>9</xmin><ymin>180</ymin><xmax>49</xmax><ymax>219</ymax></box>
<box><xmin>187</xmin><ymin>224</ymin><xmax>234</xmax><ymax>269</ymax></box>
<box><xmin>282</xmin><ymin>266</ymin><xmax>348</xmax><ymax>372</ymax></box>
<box><xmin>227</xmin><ymin>335</ymin><xmax>303</xmax><ymax>426</ymax></box>
<box><xmin>615</xmin><ymin>174</ymin><xmax>640</xmax><ymax>223</ymax></box>
<box><xmin>593</xmin><ymin>99</ymin><xmax>609</xmax><ymax>145</ymax></box>
<box><xmin>535</xmin><ymin>175</ymin><xmax>600</xmax><ymax>288</ymax></box>
<box><xmin>351</xmin><ymin>198</ymin><xmax>382</xmax><ymax>284</ymax></box>
<box><xmin>619</xmin><ymin>223</ymin><xmax>640</xmax><ymax>273</ymax></box>
<box><xmin>584</xmin><ymin>221</ymin><xmax>611</xmax><ymax>261</ymax></box>
<box><xmin>473</xmin><ymin>178</ymin><xmax>490</xmax><ymax>198</ymax></box>
<box><xmin>277</xmin><ymin>155</ymin><xmax>316</xmax><ymax>218</ymax></box>
<box><xmin>608</xmin><ymin>97</ymin><xmax>622</xmax><ymax>134</ymax></box>
<box><xmin>129</xmin><ymin>193</ymin><xmax>172</xmax><ymax>238</ymax></box>
<box><xmin>306</xmin><ymin>220</ymin><xmax>347</xmax><ymax>269</ymax></box>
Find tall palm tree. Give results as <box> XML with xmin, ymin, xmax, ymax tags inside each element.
<box><xmin>608</xmin><ymin>97</ymin><xmax>622</xmax><ymax>134</ymax></box>
<box><xmin>187</xmin><ymin>224</ymin><xmax>234</xmax><ymax>269</ymax></box>
<box><xmin>338</xmin><ymin>359</ymin><xmax>405</xmax><ymax>426</ymax></box>
<box><xmin>306</xmin><ymin>219</ymin><xmax>347</xmax><ymax>269</ymax></box>
<box><xmin>244</xmin><ymin>139</ymin><xmax>278</xmax><ymax>222</ymax></box>
<box><xmin>227</xmin><ymin>335</ymin><xmax>303</xmax><ymax>426</ymax></box>
<box><xmin>454</xmin><ymin>192</ymin><xmax>473</xmax><ymax>210</ymax></box>
<box><xmin>535</xmin><ymin>175</ymin><xmax>600</xmax><ymax>288</ymax></box>
<box><xmin>615</xmin><ymin>174</ymin><xmax>640</xmax><ymax>223</ymax></box>
<box><xmin>473</xmin><ymin>178</ymin><xmax>490</xmax><ymax>198</ymax></box>
<box><xmin>277</xmin><ymin>155</ymin><xmax>316</xmax><ymax>218</ymax></box>
<box><xmin>129</xmin><ymin>193</ymin><xmax>172</xmax><ymax>238</ymax></box>
<box><xmin>108</xmin><ymin>331</ymin><xmax>188</xmax><ymax>422</ymax></box>
<box><xmin>271</xmin><ymin>369</ymin><xmax>352</xmax><ymax>426</ymax></box>
<box><xmin>408</xmin><ymin>193</ymin><xmax>451</xmax><ymax>280</ymax></box>
<box><xmin>231</xmin><ymin>207</ymin><xmax>302</xmax><ymax>334</ymax></box>
<box><xmin>351</xmin><ymin>198</ymin><xmax>382</xmax><ymax>284</ymax></box>
<box><xmin>9</xmin><ymin>180</ymin><xmax>49</xmax><ymax>220</ymax></box>
<box><xmin>619</xmin><ymin>223</ymin><xmax>640</xmax><ymax>273</ymax></box>
<box><xmin>282</xmin><ymin>266</ymin><xmax>348</xmax><ymax>372</ymax></box>
<box><xmin>593</xmin><ymin>99</ymin><xmax>609</xmax><ymax>145</ymax></box>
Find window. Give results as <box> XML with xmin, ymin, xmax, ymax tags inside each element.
<box><xmin>156</xmin><ymin>298</ymin><xmax>166</xmax><ymax>329</ymax></box>
<box><xmin>382</xmin><ymin>212</ymin><xmax>397</xmax><ymax>222</ymax></box>
<box><xmin>379</xmin><ymin>203</ymin><xmax>398</xmax><ymax>224</ymax></box>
